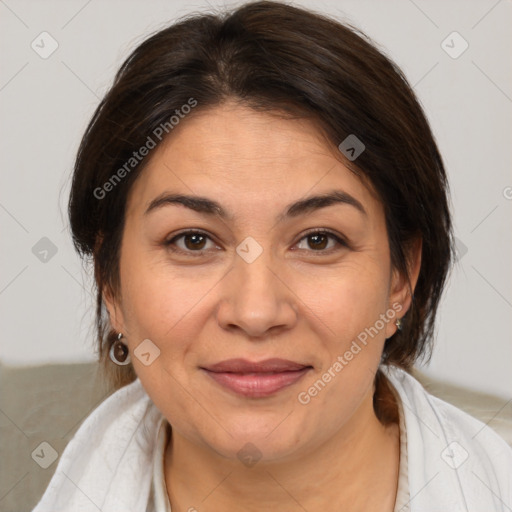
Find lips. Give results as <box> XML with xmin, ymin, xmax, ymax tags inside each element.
<box><xmin>200</xmin><ymin>358</ymin><xmax>312</xmax><ymax>398</ymax></box>
<box><xmin>203</xmin><ymin>358</ymin><xmax>309</xmax><ymax>373</ymax></box>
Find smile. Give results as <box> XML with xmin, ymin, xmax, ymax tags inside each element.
<box><xmin>201</xmin><ymin>358</ymin><xmax>313</xmax><ymax>398</ymax></box>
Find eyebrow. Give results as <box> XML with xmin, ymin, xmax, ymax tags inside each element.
<box><xmin>144</xmin><ymin>190</ymin><xmax>367</xmax><ymax>220</ymax></box>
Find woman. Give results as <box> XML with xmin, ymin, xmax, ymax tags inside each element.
<box><xmin>33</xmin><ymin>1</ymin><xmax>512</xmax><ymax>511</ymax></box>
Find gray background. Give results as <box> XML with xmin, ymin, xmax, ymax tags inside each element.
<box><xmin>1</xmin><ymin>0</ymin><xmax>511</xmax><ymax>397</ymax></box>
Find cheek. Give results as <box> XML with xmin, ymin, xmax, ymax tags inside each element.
<box><xmin>295</xmin><ymin>259</ymin><xmax>391</xmax><ymax>410</ymax></box>
<box><xmin>116</xmin><ymin>257</ymin><xmax>215</xmax><ymax>422</ymax></box>
<box><xmin>118</xmin><ymin>250</ymin><xmax>227</xmax><ymax>371</ymax></box>
<box><xmin>299</xmin><ymin>258</ymin><xmax>390</xmax><ymax>341</ymax></box>
<box><xmin>293</xmin><ymin>267</ymin><xmax>389</xmax><ymax>429</ymax></box>
<box><xmin>120</xmin><ymin>243</ymin><xmax>192</xmax><ymax>324</ymax></box>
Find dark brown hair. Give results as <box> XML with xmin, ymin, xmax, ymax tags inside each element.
<box><xmin>68</xmin><ymin>1</ymin><xmax>454</xmax><ymax>413</ymax></box>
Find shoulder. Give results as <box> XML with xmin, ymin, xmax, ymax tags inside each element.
<box><xmin>32</xmin><ymin>378</ymin><xmax>163</xmax><ymax>511</ymax></box>
<box><xmin>382</xmin><ymin>364</ymin><xmax>512</xmax><ymax>511</ymax></box>
<box><xmin>386</xmin><ymin>364</ymin><xmax>512</xmax><ymax>458</ymax></box>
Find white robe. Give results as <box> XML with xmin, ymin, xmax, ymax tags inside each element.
<box><xmin>32</xmin><ymin>365</ymin><xmax>512</xmax><ymax>511</ymax></box>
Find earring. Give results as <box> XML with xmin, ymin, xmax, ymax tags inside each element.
<box><xmin>395</xmin><ymin>318</ymin><xmax>403</xmax><ymax>331</ymax></box>
<box><xmin>109</xmin><ymin>333</ymin><xmax>131</xmax><ymax>365</ymax></box>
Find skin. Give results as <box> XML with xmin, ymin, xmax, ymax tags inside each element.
<box><xmin>104</xmin><ymin>99</ymin><xmax>421</xmax><ymax>512</ymax></box>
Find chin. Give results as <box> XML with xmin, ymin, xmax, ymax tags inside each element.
<box><xmin>195</xmin><ymin>414</ymin><xmax>309</xmax><ymax>464</ymax></box>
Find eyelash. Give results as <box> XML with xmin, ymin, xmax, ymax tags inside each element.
<box><xmin>164</xmin><ymin>229</ymin><xmax>348</xmax><ymax>257</ymax></box>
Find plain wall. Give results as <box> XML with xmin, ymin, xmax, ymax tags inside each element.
<box><xmin>1</xmin><ymin>0</ymin><xmax>511</xmax><ymax>398</ymax></box>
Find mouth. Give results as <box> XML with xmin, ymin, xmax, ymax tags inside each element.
<box><xmin>200</xmin><ymin>358</ymin><xmax>313</xmax><ymax>398</ymax></box>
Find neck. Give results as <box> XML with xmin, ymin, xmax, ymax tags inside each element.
<box><xmin>164</xmin><ymin>380</ymin><xmax>400</xmax><ymax>512</ymax></box>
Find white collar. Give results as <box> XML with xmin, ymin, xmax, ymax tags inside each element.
<box><xmin>32</xmin><ymin>366</ymin><xmax>512</xmax><ymax>511</ymax></box>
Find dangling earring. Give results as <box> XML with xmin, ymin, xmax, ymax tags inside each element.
<box><xmin>395</xmin><ymin>318</ymin><xmax>403</xmax><ymax>331</ymax></box>
<box><xmin>109</xmin><ymin>332</ymin><xmax>131</xmax><ymax>365</ymax></box>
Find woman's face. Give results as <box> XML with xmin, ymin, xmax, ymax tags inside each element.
<box><xmin>105</xmin><ymin>100</ymin><xmax>414</xmax><ymax>462</ymax></box>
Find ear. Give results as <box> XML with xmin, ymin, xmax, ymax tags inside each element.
<box><xmin>95</xmin><ymin>233</ymin><xmax>127</xmax><ymax>335</ymax></box>
<box><xmin>384</xmin><ymin>236</ymin><xmax>422</xmax><ymax>339</ymax></box>
<box><xmin>102</xmin><ymin>284</ymin><xmax>126</xmax><ymax>335</ymax></box>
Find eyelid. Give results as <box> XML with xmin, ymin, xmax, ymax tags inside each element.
<box><xmin>164</xmin><ymin>228</ymin><xmax>348</xmax><ymax>255</ymax></box>
<box><xmin>165</xmin><ymin>229</ymin><xmax>219</xmax><ymax>255</ymax></box>
<box><xmin>297</xmin><ymin>227</ymin><xmax>346</xmax><ymax>243</ymax></box>
<box><xmin>292</xmin><ymin>228</ymin><xmax>348</xmax><ymax>252</ymax></box>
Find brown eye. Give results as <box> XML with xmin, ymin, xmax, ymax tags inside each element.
<box><xmin>307</xmin><ymin>233</ymin><xmax>329</xmax><ymax>250</ymax></box>
<box><xmin>183</xmin><ymin>233</ymin><xmax>207</xmax><ymax>250</ymax></box>
<box><xmin>295</xmin><ymin>230</ymin><xmax>347</xmax><ymax>252</ymax></box>
<box><xmin>165</xmin><ymin>231</ymin><xmax>216</xmax><ymax>254</ymax></box>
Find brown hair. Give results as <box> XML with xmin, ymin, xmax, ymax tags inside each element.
<box><xmin>68</xmin><ymin>1</ymin><xmax>454</xmax><ymax>412</ymax></box>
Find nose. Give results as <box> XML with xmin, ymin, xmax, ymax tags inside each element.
<box><xmin>216</xmin><ymin>248</ymin><xmax>298</xmax><ymax>339</ymax></box>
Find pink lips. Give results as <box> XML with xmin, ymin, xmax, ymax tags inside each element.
<box><xmin>201</xmin><ymin>358</ymin><xmax>312</xmax><ymax>398</ymax></box>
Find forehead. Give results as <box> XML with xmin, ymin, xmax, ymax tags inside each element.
<box><xmin>125</xmin><ymin>102</ymin><xmax>381</xmax><ymax>222</ymax></box>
